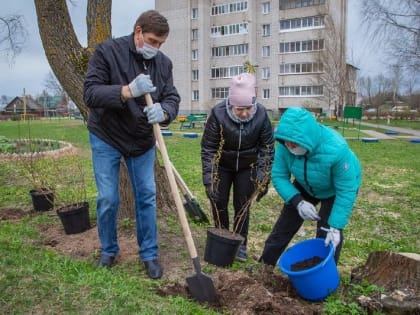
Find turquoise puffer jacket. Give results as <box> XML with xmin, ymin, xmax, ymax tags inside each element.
<box><xmin>272</xmin><ymin>107</ymin><xmax>362</xmax><ymax>229</ymax></box>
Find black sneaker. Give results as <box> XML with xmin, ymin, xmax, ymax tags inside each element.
<box><xmin>144</xmin><ymin>259</ymin><xmax>163</xmax><ymax>279</ymax></box>
<box><xmin>236</xmin><ymin>245</ymin><xmax>247</xmax><ymax>262</ymax></box>
<box><xmin>97</xmin><ymin>254</ymin><xmax>115</xmax><ymax>268</ymax></box>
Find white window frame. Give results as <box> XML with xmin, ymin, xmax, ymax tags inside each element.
<box><xmin>263</xmin><ymin>89</ymin><xmax>270</xmax><ymax>99</ymax></box>
<box><xmin>262</xmin><ymin>2</ymin><xmax>271</xmax><ymax>14</ymax></box>
<box><xmin>192</xmin><ymin>70</ymin><xmax>199</xmax><ymax>81</ymax></box>
<box><xmin>262</xmin><ymin>45</ymin><xmax>270</xmax><ymax>57</ymax></box>
<box><xmin>262</xmin><ymin>67</ymin><xmax>270</xmax><ymax>79</ymax></box>
<box><xmin>192</xmin><ymin>8</ymin><xmax>198</xmax><ymax>19</ymax></box>
<box><xmin>262</xmin><ymin>24</ymin><xmax>271</xmax><ymax>36</ymax></box>
<box><xmin>192</xmin><ymin>29</ymin><xmax>198</xmax><ymax>41</ymax></box>
<box><xmin>192</xmin><ymin>49</ymin><xmax>198</xmax><ymax>60</ymax></box>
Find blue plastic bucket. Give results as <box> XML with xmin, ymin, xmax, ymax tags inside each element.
<box><xmin>278</xmin><ymin>238</ymin><xmax>340</xmax><ymax>301</ymax></box>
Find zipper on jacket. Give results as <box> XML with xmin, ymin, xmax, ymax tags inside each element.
<box><xmin>236</xmin><ymin>123</ymin><xmax>243</xmax><ymax>171</ymax></box>
<box><xmin>303</xmin><ymin>156</ymin><xmax>316</xmax><ymax>197</ymax></box>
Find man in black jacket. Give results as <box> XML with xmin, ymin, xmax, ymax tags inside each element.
<box><xmin>83</xmin><ymin>10</ymin><xmax>180</xmax><ymax>279</ymax></box>
<box><xmin>201</xmin><ymin>73</ymin><xmax>274</xmax><ymax>261</ymax></box>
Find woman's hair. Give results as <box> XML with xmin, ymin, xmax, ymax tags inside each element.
<box><xmin>133</xmin><ymin>10</ymin><xmax>169</xmax><ymax>36</ymax></box>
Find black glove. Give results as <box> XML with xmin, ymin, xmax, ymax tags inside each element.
<box><xmin>205</xmin><ymin>184</ymin><xmax>218</xmax><ymax>202</ymax></box>
<box><xmin>256</xmin><ymin>184</ymin><xmax>269</xmax><ymax>202</ymax></box>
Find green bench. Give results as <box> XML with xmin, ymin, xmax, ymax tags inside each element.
<box><xmin>180</xmin><ymin>114</ymin><xmax>207</xmax><ymax>129</ymax></box>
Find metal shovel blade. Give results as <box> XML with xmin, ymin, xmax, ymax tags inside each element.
<box><xmin>183</xmin><ymin>195</ymin><xmax>209</xmax><ymax>224</ymax></box>
<box><xmin>186</xmin><ymin>257</ymin><xmax>218</xmax><ymax>303</ymax></box>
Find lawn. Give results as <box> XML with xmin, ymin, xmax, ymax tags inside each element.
<box><xmin>0</xmin><ymin>118</ymin><xmax>419</xmax><ymax>314</ymax></box>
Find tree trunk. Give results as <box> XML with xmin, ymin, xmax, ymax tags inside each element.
<box><xmin>34</xmin><ymin>0</ymin><xmax>90</xmax><ymax>119</ymax></box>
<box><xmin>351</xmin><ymin>251</ymin><xmax>420</xmax><ymax>314</ymax></box>
<box><xmin>351</xmin><ymin>251</ymin><xmax>419</xmax><ymax>291</ymax></box>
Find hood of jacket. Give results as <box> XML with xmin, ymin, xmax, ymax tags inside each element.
<box><xmin>275</xmin><ymin>107</ymin><xmax>321</xmax><ymax>153</ymax></box>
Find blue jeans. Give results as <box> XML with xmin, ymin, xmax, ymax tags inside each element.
<box><xmin>89</xmin><ymin>132</ymin><xmax>158</xmax><ymax>262</ymax></box>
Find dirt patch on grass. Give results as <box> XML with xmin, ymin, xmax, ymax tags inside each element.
<box><xmin>1</xmin><ymin>207</ymin><xmax>322</xmax><ymax>314</ymax></box>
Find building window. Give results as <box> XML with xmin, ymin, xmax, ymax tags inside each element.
<box><xmin>192</xmin><ymin>49</ymin><xmax>198</xmax><ymax>60</ymax></box>
<box><xmin>212</xmin><ymin>87</ymin><xmax>230</xmax><ymax>99</ymax></box>
<box><xmin>262</xmin><ymin>2</ymin><xmax>271</xmax><ymax>14</ymax></box>
<box><xmin>211</xmin><ymin>1</ymin><xmax>248</xmax><ymax>15</ymax></box>
<box><xmin>263</xmin><ymin>89</ymin><xmax>270</xmax><ymax>99</ymax></box>
<box><xmin>211</xmin><ymin>23</ymin><xmax>248</xmax><ymax>37</ymax></box>
<box><xmin>279</xmin><ymin>39</ymin><xmax>324</xmax><ymax>53</ymax></box>
<box><xmin>262</xmin><ymin>67</ymin><xmax>270</xmax><ymax>79</ymax></box>
<box><xmin>192</xmin><ymin>29</ymin><xmax>198</xmax><ymax>41</ymax></box>
<box><xmin>211</xmin><ymin>65</ymin><xmax>244</xmax><ymax>79</ymax></box>
<box><xmin>262</xmin><ymin>45</ymin><xmax>271</xmax><ymax>57</ymax></box>
<box><xmin>279</xmin><ymin>85</ymin><xmax>323</xmax><ymax>96</ymax></box>
<box><xmin>192</xmin><ymin>70</ymin><xmax>199</xmax><ymax>81</ymax></box>
<box><xmin>262</xmin><ymin>24</ymin><xmax>271</xmax><ymax>36</ymax></box>
<box><xmin>279</xmin><ymin>0</ymin><xmax>326</xmax><ymax>10</ymax></box>
<box><xmin>192</xmin><ymin>8</ymin><xmax>198</xmax><ymax>19</ymax></box>
<box><xmin>280</xmin><ymin>62</ymin><xmax>323</xmax><ymax>74</ymax></box>
<box><xmin>212</xmin><ymin>44</ymin><xmax>249</xmax><ymax>57</ymax></box>
<box><xmin>192</xmin><ymin>90</ymin><xmax>199</xmax><ymax>101</ymax></box>
<box><xmin>280</xmin><ymin>15</ymin><xmax>324</xmax><ymax>31</ymax></box>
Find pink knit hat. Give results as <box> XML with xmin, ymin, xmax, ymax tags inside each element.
<box><xmin>229</xmin><ymin>73</ymin><xmax>256</xmax><ymax>107</ymax></box>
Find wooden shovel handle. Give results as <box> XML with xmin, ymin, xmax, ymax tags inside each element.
<box><xmin>145</xmin><ymin>93</ymin><xmax>198</xmax><ymax>259</ymax></box>
<box><xmin>155</xmin><ymin>141</ymin><xmax>194</xmax><ymax>198</ymax></box>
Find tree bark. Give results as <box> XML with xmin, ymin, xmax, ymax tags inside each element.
<box><xmin>351</xmin><ymin>251</ymin><xmax>419</xmax><ymax>292</ymax></box>
<box><xmin>34</xmin><ymin>0</ymin><xmax>90</xmax><ymax>118</ymax></box>
<box><xmin>351</xmin><ymin>251</ymin><xmax>420</xmax><ymax>314</ymax></box>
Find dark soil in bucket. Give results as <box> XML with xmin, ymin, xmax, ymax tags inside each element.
<box><xmin>291</xmin><ymin>256</ymin><xmax>323</xmax><ymax>271</ymax></box>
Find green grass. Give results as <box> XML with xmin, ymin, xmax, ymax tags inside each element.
<box><xmin>0</xmin><ymin>118</ymin><xmax>419</xmax><ymax>314</ymax></box>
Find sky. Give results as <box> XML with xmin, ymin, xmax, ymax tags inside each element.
<box><xmin>0</xmin><ymin>0</ymin><xmax>382</xmax><ymax>99</ymax></box>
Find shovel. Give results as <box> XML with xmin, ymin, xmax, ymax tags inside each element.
<box><xmin>145</xmin><ymin>94</ymin><xmax>217</xmax><ymax>303</ymax></box>
<box><xmin>155</xmin><ymin>142</ymin><xmax>209</xmax><ymax>224</ymax></box>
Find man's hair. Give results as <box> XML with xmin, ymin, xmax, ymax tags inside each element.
<box><xmin>133</xmin><ymin>10</ymin><xmax>169</xmax><ymax>36</ymax></box>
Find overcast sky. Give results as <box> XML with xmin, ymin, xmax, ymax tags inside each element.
<box><xmin>0</xmin><ymin>0</ymin><xmax>382</xmax><ymax>98</ymax></box>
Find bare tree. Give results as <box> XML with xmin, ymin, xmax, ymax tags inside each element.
<box><xmin>404</xmin><ymin>72</ymin><xmax>420</xmax><ymax>110</ymax></box>
<box><xmin>360</xmin><ymin>0</ymin><xmax>420</xmax><ymax>72</ymax></box>
<box><xmin>0</xmin><ymin>14</ymin><xmax>27</xmax><ymax>61</ymax></box>
<box><xmin>390</xmin><ymin>64</ymin><xmax>402</xmax><ymax>107</ymax></box>
<box><xmin>318</xmin><ymin>13</ymin><xmax>348</xmax><ymax>118</ymax></box>
<box><xmin>43</xmin><ymin>71</ymin><xmax>64</xmax><ymax>95</ymax></box>
<box><xmin>359</xmin><ymin>74</ymin><xmax>393</xmax><ymax>118</ymax></box>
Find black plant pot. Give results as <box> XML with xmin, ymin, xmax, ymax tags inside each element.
<box><xmin>56</xmin><ymin>201</ymin><xmax>91</xmax><ymax>235</ymax></box>
<box><xmin>204</xmin><ymin>227</ymin><xmax>244</xmax><ymax>267</ymax></box>
<box><xmin>30</xmin><ymin>189</ymin><xmax>54</xmax><ymax>212</ymax></box>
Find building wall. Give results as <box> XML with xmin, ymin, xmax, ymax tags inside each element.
<box><xmin>156</xmin><ymin>0</ymin><xmax>348</xmax><ymax>117</ymax></box>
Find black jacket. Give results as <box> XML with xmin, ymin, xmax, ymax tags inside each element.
<box><xmin>83</xmin><ymin>33</ymin><xmax>180</xmax><ymax>157</ymax></box>
<box><xmin>201</xmin><ymin>100</ymin><xmax>274</xmax><ymax>185</ymax></box>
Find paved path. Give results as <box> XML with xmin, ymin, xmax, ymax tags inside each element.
<box><xmin>359</xmin><ymin>121</ymin><xmax>420</xmax><ymax>138</ymax></box>
<box><xmin>361</xmin><ymin>130</ymin><xmax>395</xmax><ymax>139</ymax></box>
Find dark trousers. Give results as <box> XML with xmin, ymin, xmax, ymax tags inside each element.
<box><xmin>210</xmin><ymin>166</ymin><xmax>256</xmax><ymax>246</ymax></box>
<box><xmin>259</xmin><ymin>182</ymin><xmax>343</xmax><ymax>266</ymax></box>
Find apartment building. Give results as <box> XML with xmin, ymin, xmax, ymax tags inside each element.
<box><xmin>156</xmin><ymin>0</ymin><xmax>352</xmax><ymax>117</ymax></box>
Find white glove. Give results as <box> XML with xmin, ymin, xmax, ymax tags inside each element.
<box><xmin>143</xmin><ymin>103</ymin><xmax>165</xmax><ymax>124</ymax></box>
<box><xmin>297</xmin><ymin>200</ymin><xmax>320</xmax><ymax>221</ymax></box>
<box><xmin>128</xmin><ymin>74</ymin><xmax>156</xmax><ymax>98</ymax></box>
<box><xmin>323</xmin><ymin>227</ymin><xmax>341</xmax><ymax>251</ymax></box>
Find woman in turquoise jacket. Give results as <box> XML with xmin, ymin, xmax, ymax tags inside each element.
<box><xmin>260</xmin><ymin>107</ymin><xmax>362</xmax><ymax>265</ymax></box>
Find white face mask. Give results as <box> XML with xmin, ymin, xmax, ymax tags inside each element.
<box><xmin>137</xmin><ymin>43</ymin><xmax>158</xmax><ymax>59</ymax></box>
<box><xmin>137</xmin><ymin>33</ymin><xmax>159</xmax><ymax>59</ymax></box>
<box><xmin>287</xmin><ymin>145</ymin><xmax>307</xmax><ymax>156</ymax></box>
